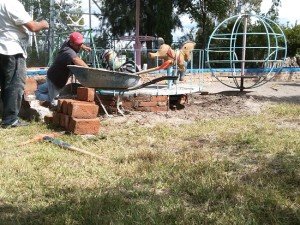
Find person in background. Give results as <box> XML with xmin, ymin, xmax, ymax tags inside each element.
<box><xmin>0</xmin><ymin>0</ymin><xmax>49</xmax><ymax>128</ymax></box>
<box><xmin>35</xmin><ymin>32</ymin><xmax>91</xmax><ymax>107</ymax></box>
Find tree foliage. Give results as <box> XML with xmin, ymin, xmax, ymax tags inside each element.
<box><xmin>176</xmin><ymin>0</ymin><xmax>263</xmax><ymax>49</ymax></box>
<box><xmin>284</xmin><ymin>25</ymin><xmax>300</xmax><ymax>57</ymax></box>
<box><xmin>99</xmin><ymin>0</ymin><xmax>181</xmax><ymax>46</ymax></box>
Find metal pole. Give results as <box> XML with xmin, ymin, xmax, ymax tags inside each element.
<box><xmin>134</xmin><ymin>0</ymin><xmax>141</xmax><ymax>68</ymax></box>
<box><xmin>89</xmin><ymin>0</ymin><xmax>92</xmax><ymax>31</ymax></box>
<box><xmin>88</xmin><ymin>0</ymin><xmax>93</xmax><ymax>66</ymax></box>
<box><xmin>240</xmin><ymin>15</ymin><xmax>248</xmax><ymax>91</ymax></box>
<box><xmin>49</xmin><ymin>0</ymin><xmax>55</xmax><ymax>65</ymax></box>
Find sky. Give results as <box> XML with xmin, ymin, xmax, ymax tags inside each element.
<box><xmin>260</xmin><ymin>0</ymin><xmax>299</xmax><ymax>25</ymax></box>
<box><xmin>81</xmin><ymin>0</ymin><xmax>299</xmax><ymax>41</ymax></box>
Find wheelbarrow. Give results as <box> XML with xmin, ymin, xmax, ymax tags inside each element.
<box><xmin>67</xmin><ymin>60</ymin><xmax>177</xmax><ymax>91</ymax></box>
<box><xmin>67</xmin><ymin>63</ymin><xmax>177</xmax><ymax>116</ymax></box>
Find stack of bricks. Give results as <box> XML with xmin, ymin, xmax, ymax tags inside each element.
<box><xmin>96</xmin><ymin>94</ymin><xmax>169</xmax><ymax>113</ymax></box>
<box><xmin>47</xmin><ymin>87</ymin><xmax>100</xmax><ymax>135</ymax></box>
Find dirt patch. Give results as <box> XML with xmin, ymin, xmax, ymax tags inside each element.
<box><xmin>101</xmin><ymin>81</ymin><xmax>300</xmax><ymax>126</ymax></box>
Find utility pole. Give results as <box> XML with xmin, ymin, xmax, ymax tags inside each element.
<box><xmin>134</xmin><ymin>0</ymin><xmax>141</xmax><ymax>68</ymax></box>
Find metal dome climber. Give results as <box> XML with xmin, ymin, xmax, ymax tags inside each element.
<box><xmin>206</xmin><ymin>13</ymin><xmax>287</xmax><ymax>91</ymax></box>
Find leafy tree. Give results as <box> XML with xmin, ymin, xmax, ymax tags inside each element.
<box><xmin>99</xmin><ymin>0</ymin><xmax>181</xmax><ymax>47</ymax></box>
<box><xmin>263</xmin><ymin>0</ymin><xmax>281</xmax><ymax>21</ymax></box>
<box><xmin>176</xmin><ymin>0</ymin><xmax>263</xmax><ymax>50</ymax></box>
<box><xmin>20</xmin><ymin>0</ymin><xmax>50</xmax><ymax>20</ymax></box>
<box><xmin>20</xmin><ymin>0</ymin><xmax>85</xmax><ymax>66</ymax></box>
<box><xmin>284</xmin><ymin>25</ymin><xmax>300</xmax><ymax>57</ymax></box>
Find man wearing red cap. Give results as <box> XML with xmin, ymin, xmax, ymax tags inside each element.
<box><xmin>36</xmin><ymin>32</ymin><xmax>91</xmax><ymax>108</ymax></box>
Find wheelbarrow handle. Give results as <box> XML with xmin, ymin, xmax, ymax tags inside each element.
<box><xmin>128</xmin><ymin>76</ymin><xmax>178</xmax><ymax>90</ymax></box>
<box><xmin>135</xmin><ymin>60</ymin><xmax>172</xmax><ymax>75</ymax></box>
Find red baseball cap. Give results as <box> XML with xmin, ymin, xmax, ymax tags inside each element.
<box><xmin>69</xmin><ymin>32</ymin><xmax>84</xmax><ymax>45</ymax></box>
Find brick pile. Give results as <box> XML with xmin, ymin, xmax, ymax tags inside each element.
<box><xmin>45</xmin><ymin>87</ymin><xmax>100</xmax><ymax>135</ymax></box>
<box><xmin>96</xmin><ymin>94</ymin><xmax>169</xmax><ymax>113</ymax></box>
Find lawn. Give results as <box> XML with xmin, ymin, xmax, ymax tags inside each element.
<box><xmin>0</xmin><ymin>103</ymin><xmax>299</xmax><ymax>225</ymax></box>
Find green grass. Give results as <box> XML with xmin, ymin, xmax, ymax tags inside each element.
<box><xmin>0</xmin><ymin>103</ymin><xmax>299</xmax><ymax>225</ymax></box>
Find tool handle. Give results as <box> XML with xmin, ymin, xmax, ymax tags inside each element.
<box><xmin>43</xmin><ymin>136</ymin><xmax>108</xmax><ymax>161</ymax></box>
<box><xmin>135</xmin><ymin>60</ymin><xmax>172</xmax><ymax>75</ymax></box>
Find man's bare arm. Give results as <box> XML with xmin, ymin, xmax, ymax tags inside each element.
<box><xmin>72</xmin><ymin>56</ymin><xmax>89</xmax><ymax>67</ymax></box>
<box><xmin>24</xmin><ymin>20</ymin><xmax>49</xmax><ymax>32</ymax></box>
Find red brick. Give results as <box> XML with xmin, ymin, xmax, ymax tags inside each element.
<box><xmin>59</xmin><ymin>114</ymin><xmax>70</xmax><ymax>129</ymax></box>
<box><xmin>139</xmin><ymin>101</ymin><xmax>158</xmax><ymax>107</ymax></box>
<box><xmin>123</xmin><ymin>95</ymin><xmax>151</xmax><ymax>101</ymax></box>
<box><xmin>151</xmin><ymin>96</ymin><xmax>168</xmax><ymax>102</ymax></box>
<box><xmin>77</xmin><ymin>87</ymin><xmax>95</xmax><ymax>102</ymax></box>
<box><xmin>67</xmin><ymin>102</ymin><xmax>99</xmax><ymax>118</ymax></box>
<box><xmin>68</xmin><ymin>118</ymin><xmax>100</xmax><ymax>135</ymax></box>
<box><xmin>157</xmin><ymin>101</ymin><xmax>167</xmax><ymax>106</ymax></box>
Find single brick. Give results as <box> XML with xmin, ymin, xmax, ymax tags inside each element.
<box><xmin>67</xmin><ymin>102</ymin><xmax>99</xmax><ymax>119</ymax></box>
<box><xmin>68</xmin><ymin>118</ymin><xmax>100</xmax><ymax>135</ymax></box>
<box><xmin>151</xmin><ymin>96</ymin><xmax>168</xmax><ymax>102</ymax></box>
<box><xmin>77</xmin><ymin>87</ymin><xmax>95</xmax><ymax>102</ymax></box>
<box><xmin>157</xmin><ymin>101</ymin><xmax>167</xmax><ymax>106</ymax></box>
<box><xmin>139</xmin><ymin>101</ymin><xmax>158</xmax><ymax>107</ymax></box>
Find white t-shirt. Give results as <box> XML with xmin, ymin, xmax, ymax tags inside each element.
<box><xmin>0</xmin><ymin>0</ymin><xmax>32</xmax><ymax>58</ymax></box>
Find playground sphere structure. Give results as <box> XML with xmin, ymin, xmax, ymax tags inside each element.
<box><xmin>206</xmin><ymin>13</ymin><xmax>287</xmax><ymax>91</ymax></box>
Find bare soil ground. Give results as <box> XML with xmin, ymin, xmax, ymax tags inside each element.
<box><xmin>103</xmin><ymin>81</ymin><xmax>300</xmax><ymax>126</ymax></box>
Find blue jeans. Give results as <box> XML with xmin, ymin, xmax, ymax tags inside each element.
<box><xmin>0</xmin><ymin>54</ymin><xmax>26</xmax><ymax>125</ymax></box>
<box><xmin>35</xmin><ymin>78</ymin><xmax>60</xmax><ymax>106</ymax></box>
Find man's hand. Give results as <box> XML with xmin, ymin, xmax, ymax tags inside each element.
<box><xmin>81</xmin><ymin>44</ymin><xmax>92</xmax><ymax>52</ymax></box>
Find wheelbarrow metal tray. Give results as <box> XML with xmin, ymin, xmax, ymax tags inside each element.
<box><xmin>68</xmin><ymin>65</ymin><xmax>141</xmax><ymax>89</ymax></box>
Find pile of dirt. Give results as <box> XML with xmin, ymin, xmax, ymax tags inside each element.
<box><xmin>101</xmin><ymin>81</ymin><xmax>299</xmax><ymax>126</ymax></box>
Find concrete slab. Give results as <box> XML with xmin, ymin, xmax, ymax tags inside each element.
<box><xmin>97</xmin><ymin>83</ymin><xmax>204</xmax><ymax>96</ymax></box>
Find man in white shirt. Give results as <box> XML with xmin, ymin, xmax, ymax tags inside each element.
<box><xmin>0</xmin><ymin>0</ymin><xmax>49</xmax><ymax>128</ymax></box>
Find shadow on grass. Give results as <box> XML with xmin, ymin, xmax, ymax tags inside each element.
<box><xmin>0</xmin><ymin>154</ymin><xmax>299</xmax><ymax>225</ymax></box>
<box><xmin>0</xmin><ymin>186</ymin><xmax>189</xmax><ymax>225</ymax></box>
<box><xmin>237</xmin><ymin>151</ymin><xmax>300</xmax><ymax>224</ymax></box>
